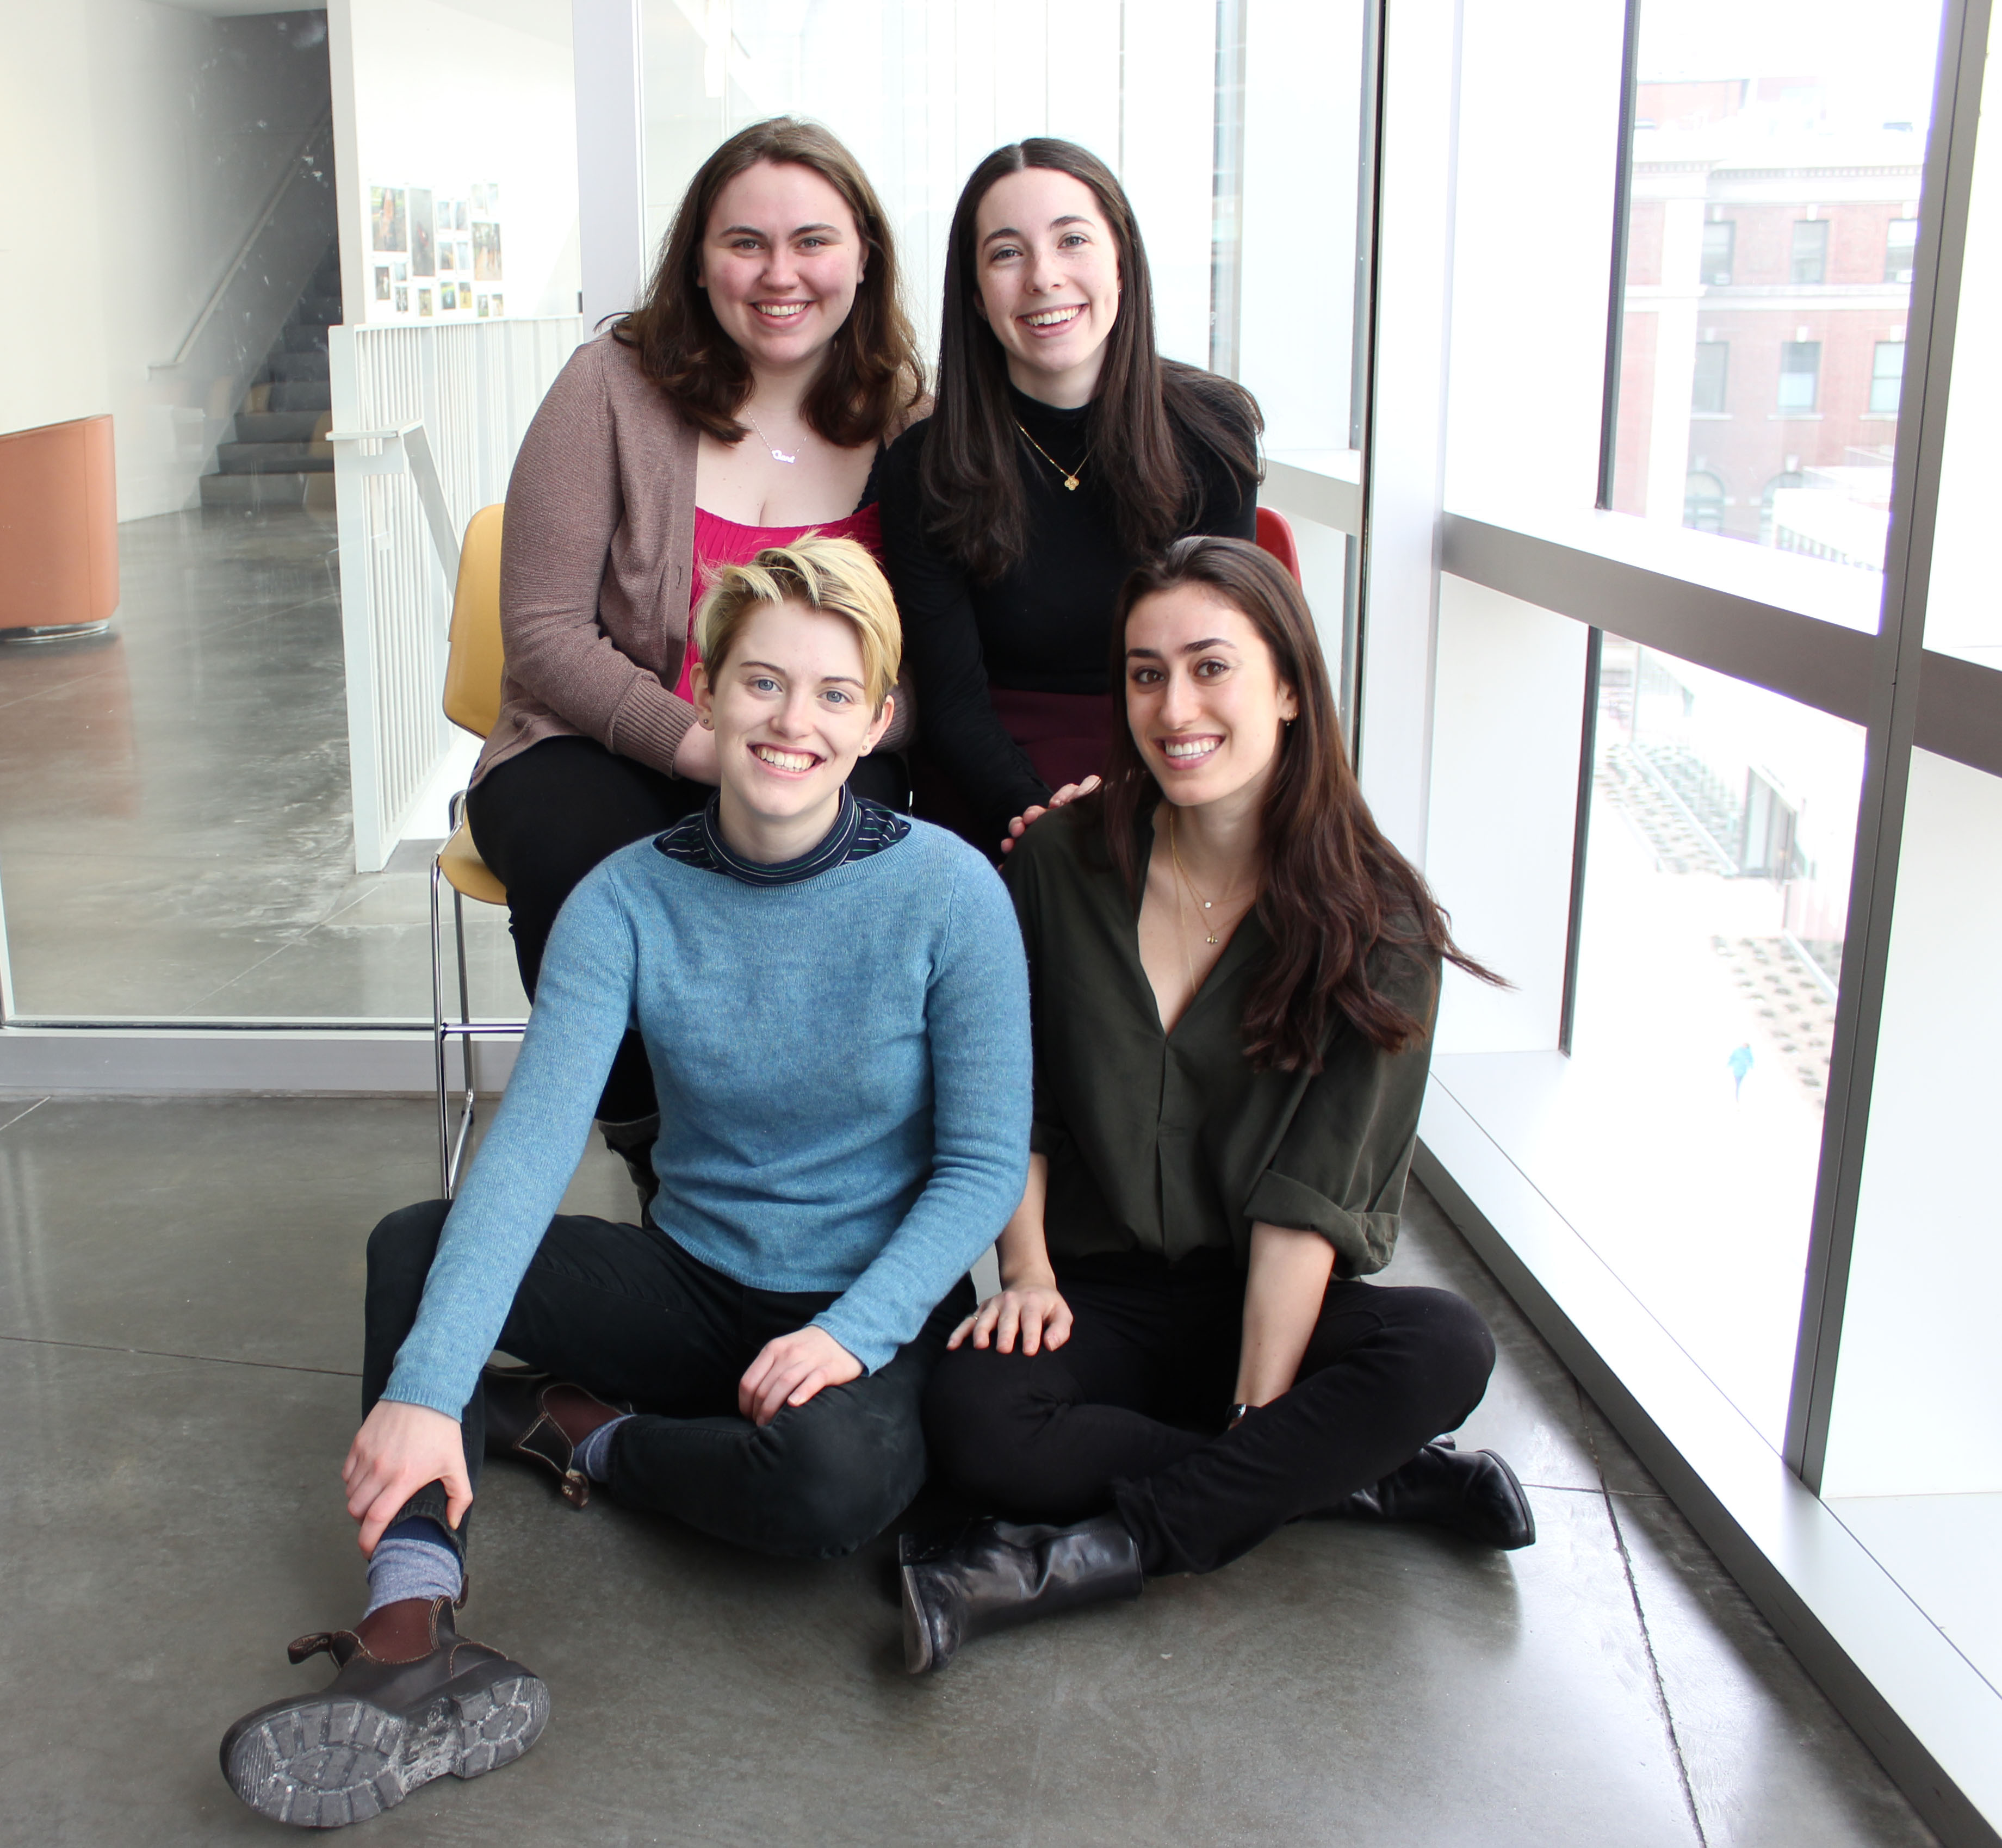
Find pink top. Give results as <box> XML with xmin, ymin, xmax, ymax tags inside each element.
<box><xmin>672</xmin><ymin>503</ymin><xmax>885</xmax><ymax>702</ymax></box>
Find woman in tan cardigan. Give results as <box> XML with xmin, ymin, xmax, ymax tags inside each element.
<box><xmin>466</xmin><ymin>117</ymin><xmax>926</xmax><ymax>1188</ymax></box>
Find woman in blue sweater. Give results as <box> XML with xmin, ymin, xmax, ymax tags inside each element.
<box><xmin>220</xmin><ymin>537</ymin><xmax>1031</xmax><ymax>1830</ymax></box>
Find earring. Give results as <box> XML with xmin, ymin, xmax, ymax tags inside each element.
<box><xmin>699</xmin><ymin>716</ymin><xmax>714</xmax><ymax>730</ymax></box>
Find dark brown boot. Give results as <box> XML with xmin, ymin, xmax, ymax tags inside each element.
<box><xmin>481</xmin><ymin>1362</ymin><xmax>629</xmax><ymax>1508</ymax></box>
<box><xmin>219</xmin><ymin>1597</ymin><xmax>548</xmax><ymax>1828</ymax></box>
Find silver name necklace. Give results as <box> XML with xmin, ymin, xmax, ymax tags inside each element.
<box><xmin>746</xmin><ymin>408</ymin><xmax>801</xmax><ymax>465</ymax></box>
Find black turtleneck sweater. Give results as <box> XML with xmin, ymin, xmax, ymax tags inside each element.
<box><xmin>877</xmin><ymin>385</ymin><xmax>1257</xmax><ymax>846</ymax></box>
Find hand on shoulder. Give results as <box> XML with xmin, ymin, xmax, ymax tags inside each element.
<box><xmin>1000</xmin><ymin>775</ymin><xmax>1100</xmax><ymax>857</ymax></box>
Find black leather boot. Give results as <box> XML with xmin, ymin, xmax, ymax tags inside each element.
<box><xmin>481</xmin><ymin>1362</ymin><xmax>629</xmax><ymax>1509</ymax></box>
<box><xmin>220</xmin><ymin>1596</ymin><xmax>548</xmax><ymax>1828</ymax></box>
<box><xmin>898</xmin><ymin>1514</ymin><xmax>1144</xmax><ymax>1675</ymax></box>
<box><xmin>596</xmin><ymin>1113</ymin><xmax>660</xmax><ymax>1220</ymax></box>
<box><xmin>1323</xmin><ymin>1441</ymin><xmax>1536</xmax><ymax>1549</ymax></box>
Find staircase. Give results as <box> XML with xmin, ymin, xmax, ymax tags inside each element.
<box><xmin>199</xmin><ymin>248</ymin><xmax>342</xmax><ymax>510</ymax></box>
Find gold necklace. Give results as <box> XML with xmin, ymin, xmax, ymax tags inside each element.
<box><xmin>1168</xmin><ymin>809</ymin><xmax>1242</xmax><ymax>948</ymax></box>
<box><xmin>1013</xmin><ymin>419</ymin><xmax>1088</xmax><ymax>491</ymax></box>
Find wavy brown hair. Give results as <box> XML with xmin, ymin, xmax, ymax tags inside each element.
<box><xmin>918</xmin><ymin>138</ymin><xmax>1261</xmax><ymax>581</ymax></box>
<box><xmin>612</xmin><ymin>117</ymin><xmax>924</xmax><ymax>447</ymax></box>
<box><xmin>1099</xmin><ymin>537</ymin><xmax>1502</xmax><ymax>1070</ymax></box>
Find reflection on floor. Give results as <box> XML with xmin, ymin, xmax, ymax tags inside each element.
<box><xmin>0</xmin><ymin>1093</ymin><xmax>1938</xmax><ymax>1846</ymax></box>
<box><xmin>0</xmin><ymin>505</ymin><xmax>523</xmax><ymax>1020</ymax></box>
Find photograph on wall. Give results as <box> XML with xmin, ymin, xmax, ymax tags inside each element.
<box><xmin>441</xmin><ymin>283</ymin><xmax>458</xmax><ymax>312</ymax></box>
<box><xmin>374</xmin><ymin>265</ymin><xmax>390</xmax><ymax>301</ymax></box>
<box><xmin>473</xmin><ymin>221</ymin><xmax>503</xmax><ymax>282</ymax></box>
<box><xmin>439</xmin><ymin>241</ymin><xmax>455</xmax><ymax>273</ymax></box>
<box><xmin>490</xmin><ymin>293</ymin><xmax>504</xmax><ymax>317</ymax></box>
<box><xmin>476</xmin><ymin>294</ymin><xmax>489</xmax><ymax>318</ymax></box>
<box><xmin>393</xmin><ymin>261</ymin><xmax>407</xmax><ymax>282</ymax></box>
<box><xmin>418</xmin><ymin>287</ymin><xmax>433</xmax><ymax>318</ymax></box>
<box><xmin>471</xmin><ymin>182</ymin><xmax>491</xmax><ymax>215</ymax></box>
<box><xmin>370</xmin><ymin>186</ymin><xmax>406</xmax><ymax>252</ymax></box>
<box><xmin>409</xmin><ymin>187</ymin><xmax>435</xmax><ymax>277</ymax></box>
<box><xmin>456</xmin><ymin>240</ymin><xmax>471</xmax><ymax>274</ymax></box>
<box><xmin>454</xmin><ymin>201</ymin><xmax>467</xmax><ymax>231</ymax></box>
<box><xmin>394</xmin><ymin>284</ymin><xmax>409</xmax><ymax>313</ymax></box>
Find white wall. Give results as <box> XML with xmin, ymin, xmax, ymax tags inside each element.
<box><xmin>1820</xmin><ymin>748</ymin><xmax>2002</xmax><ymax>1498</ymax></box>
<box><xmin>0</xmin><ymin>2</ymin><xmax>334</xmax><ymax>519</ymax></box>
<box><xmin>330</xmin><ymin>0</ymin><xmax>581</xmax><ymax>328</ymax></box>
<box><xmin>1427</xmin><ymin>576</ymin><xmax>1588</xmax><ymax>1051</ymax></box>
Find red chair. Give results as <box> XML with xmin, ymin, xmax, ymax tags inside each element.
<box><xmin>1255</xmin><ymin>505</ymin><xmax>1302</xmax><ymax>586</ymax></box>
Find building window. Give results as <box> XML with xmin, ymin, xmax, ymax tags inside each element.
<box><xmin>1701</xmin><ymin>220</ymin><xmax>1736</xmax><ymax>284</ymax></box>
<box><xmin>1870</xmin><ymin>340</ymin><xmax>1905</xmax><ymax>414</ymax></box>
<box><xmin>1684</xmin><ymin>469</ymin><xmax>1726</xmax><ymax>532</ymax></box>
<box><xmin>1692</xmin><ymin>340</ymin><xmax>1730</xmax><ymax>413</ymax></box>
<box><xmin>1778</xmin><ymin>340</ymin><xmax>1821</xmax><ymax>412</ymax></box>
<box><xmin>1885</xmin><ymin>217</ymin><xmax>1918</xmax><ymax>283</ymax></box>
<box><xmin>1790</xmin><ymin>218</ymin><xmax>1829</xmax><ymax>285</ymax></box>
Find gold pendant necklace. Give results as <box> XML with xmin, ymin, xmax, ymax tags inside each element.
<box><xmin>1168</xmin><ymin>810</ymin><xmax>1235</xmax><ymax>947</ymax></box>
<box><xmin>1013</xmin><ymin>419</ymin><xmax>1088</xmax><ymax>491</ymax></box>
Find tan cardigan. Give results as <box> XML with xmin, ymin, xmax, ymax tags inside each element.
<box><xmin>474</xmin><ymin>332</ymin><xmax>913</xmax><ymax>787</ymax></box>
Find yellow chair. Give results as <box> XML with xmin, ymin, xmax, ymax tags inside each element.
<box><xmin>430</xmin><ymin>503</ymin><xmax>521</xmax><ymax>1197</ymax></box>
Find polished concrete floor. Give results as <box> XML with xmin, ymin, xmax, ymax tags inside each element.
<box><xmin>0</xmin><ymin>506</ymin><xmax>522</xmax><ymax>1021</ymax></box>
<box><xmin>0</xmin><ymin>1094</ymin><xmax>1938</xmax><ymax>1847</ymax></box>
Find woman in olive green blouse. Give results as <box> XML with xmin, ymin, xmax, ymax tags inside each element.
<box><xmin>899</xmin><ymin>536</ymin><xmax>1534</xmax><ymax>1675</ymax></box>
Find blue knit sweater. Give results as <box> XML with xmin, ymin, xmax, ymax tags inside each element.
<box><xmin>384</xmin><ymin>820</ymin><xmax>1031</xmax><ymax>1416</ymax></box>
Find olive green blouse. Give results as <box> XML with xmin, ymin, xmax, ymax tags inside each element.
<box><xmin>1005</xmin><ymin>803</ymin><xmax>1440</xmax><ymax>1277</ymax></box>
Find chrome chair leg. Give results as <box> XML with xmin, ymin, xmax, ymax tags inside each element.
<box><xmin>431</xmin><ymin>855</ymin><xmax>452</xmax><ymax>1199</ymax></box>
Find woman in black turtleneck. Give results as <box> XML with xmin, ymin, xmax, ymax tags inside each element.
<box><xmin>878</xmin><ymin>138</ymin><xmax>1261</xmax><ymax>854</ymax></box>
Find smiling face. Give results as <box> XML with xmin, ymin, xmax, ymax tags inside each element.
<box><xmin>693</xmin><ymin>597</ymin><xmax>892</xmax><ymax>858</ymax></box>
<box><xmin>971</xmin><ymin>166</ymin><xmax>1121</xmax><ymax>406</ymax></box>
<box><xmin>1123</xmin><ymin>585</ymin><xmax>1299</xmax><ymax>816</ymax></box>
<box><xmin>696</xmin><ymin>160</ymin><xmax>866</xmax><ymax>379</ymax></box>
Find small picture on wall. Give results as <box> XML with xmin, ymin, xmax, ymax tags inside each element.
<box><xmin>473</xmin><ymin>221</ymin><xmax>503</xmax><ymax>282</ymax></box>
<box><xmin>470</xmin><ymin>182</ymin><xmax>491</xmax><ymax>215</ymax></box>
<box><xmin>374</xmin><ymin>265</ymin><xmax>391</xmax><ymax>301</ymax></box>
<box><xmin>394</xmin><ymin>285</ymin><xmax>409</xmax><ymax>313</ymax></box>
<box><xmin>370</xmin><ymin>186</ymin><xmax>406</xmax><ymax>251</ymax></box>
<box><xmin>410</xmin><ymin>188</ymin><xmax>436</xmax><ymax>277</ymax></box>
<box><xmin>476</xmin><ymin>294</ymin><xmax>489</xmax><ymax>318</ymax></box>
<box><xmin>456</xmin><ymin>241</ymin><xmax>472</xmax><ymax>274</ymax></box>
<box><xmin>418</xmin><ymin>287</ymin><xmax>433</xmax><ymax>318</ymax></box>
<box><xmin>441</xmin><ymin>283</ymin><xmax>458</xmax><ymax>311</ymax></box>
<box><xmin>439</xmin><ymin>242</ymin><xmax>455</xmax><ymax>273</ymax></box>
<box><xmin>489</xmin><ymin>293</ymin><xmax>504</xmax><ymax>317</ymax></box>
<box><xmin>453</xmin><ymin>201</ymin><xmax>468</xmax><ymax>231</ymax></box>
<box><xmin>393</xmin><ymin>261</ymin><xmax>407</xmax><ymax>282</ymax></box>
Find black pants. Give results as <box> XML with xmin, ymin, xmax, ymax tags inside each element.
<box><xmin>466</xmin><ymin>734</ymin><xmax>909</xmax><ymax>1123</ymax></box>
<box><xmin>365</xmin><ymin>1200</ymin><xmax>972</xmax><ymax>1561</ymax></box>
<box><xmin>922</xmin><ymin>1251</ymin><xmax>1496</xmax><ymax>1576</ymax></box>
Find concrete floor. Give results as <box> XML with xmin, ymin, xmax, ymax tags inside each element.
<box><xmin>0</xmin><ymin>1094</ymin><xmax>1938</xmax><ymax>1847</ymax></box>
<box><xmin>0</xmin><ymin>505</ymin><xmax>523</xmax><ymax>1021</ymax></box>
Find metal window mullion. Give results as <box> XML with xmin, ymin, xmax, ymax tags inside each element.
<box><xmin>1784</xmin><ymin>0</ymin><xmax>1991</xmax><ymax>1489</ymax></box>
<box><xmin>1346</xmin><ymin>0</ymin><xmax>1389</xmax><ymax>766</ymax></box>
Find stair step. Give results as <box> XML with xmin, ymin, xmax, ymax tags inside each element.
<box><xmin>234</xmin><ymin>411</ymin><xmax>325</xmax><ymax>443</ymax></box>
<box><xmin>267</xmin><ymin>349</ymin><xmax>330</xmax><ymax>382</ymax></box>
<box><xmin>200</xmin><ymin>471</ymin><xmax>311</xmax><ymax>508</ymax></box>
<box><xmin>217</xmin><ymin>442</ymin><xmax>332</xmax><ymax>474</ymax></box>
<box><xmin>281</xmin><ymin>324</ymin><xmax>329</xmax><ymax>354</ymax></box>
<box><xmin>266</xmin><ymin>380</ymin><xmax>331</xmax><ymax>412</ymax></box>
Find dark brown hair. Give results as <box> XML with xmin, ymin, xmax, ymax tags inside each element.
<box><xmin>612</xmin><ymin>118</ymin><xmax>924</xmax><ymax>448</ymax></box>
<box><xmin>1099</xmin><ymin>537</ymin><xmax>1502</xmax><ymax>1071</ymax></box>
<box><xmin>918</xmin><ymin>138</ymin><xmax>1262</xmax><ymax>580</ymax></box>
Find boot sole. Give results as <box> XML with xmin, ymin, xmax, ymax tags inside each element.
<box><xmin>221</xmin><ymin>1665</ymin><xmax>548</xmax><ymax>1828</ymax></box>
<box><xmin>899</xmin><ymin>1564</ymin><xmax>939</xmax><ymax>1675</ymax></box>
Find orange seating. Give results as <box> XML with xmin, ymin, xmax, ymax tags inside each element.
<box><xmin>1255</xmin><ymin>505</ymin><xmax>1303</xmax><ymax>586</ymax></box>
<box><xmin>0</xmin><ymin>416</ymin><xmax>119</xmax><ymax>638</ymax></box>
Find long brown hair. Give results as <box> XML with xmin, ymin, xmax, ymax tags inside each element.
<box><xmin>918</xmin><ymin>139</ymin><xmax>1261</xmax><ymax>581</ymax></box>
<box><xmin>1100</xmin><ymin>537</ymin><xmax>1502</xmax><ymax>1071</ymax></box>
<box><xmin>612</xmin><ymin>118</ymin><xmax>924</xmax><ymax>448</ymax></box>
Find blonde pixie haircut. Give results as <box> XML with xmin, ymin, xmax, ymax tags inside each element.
<box><xmin>693</xmin><ymin>535</ymin><xmax>902</xmax><ymax>711</ymax></box>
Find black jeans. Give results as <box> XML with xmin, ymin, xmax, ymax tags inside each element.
<box><xmin>922</xmin><ymin>1251</ymin><xmax>1496</xmax><ymax>1576</ymax></box>
<box><xmin>467</xmin><ymin>734</ymin><xmax>909</xmax><ymax>1123</ymax></box>
<box><xmin>365</xmin><ymin>1200</ymin><xmax>972</xmax><ymax>1562</ymax></box>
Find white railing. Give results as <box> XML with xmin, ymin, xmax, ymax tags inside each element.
<box><xmin>327</xmin><ymin>316</ymin><xmax>584</xmax><ymax>872</ymax></box>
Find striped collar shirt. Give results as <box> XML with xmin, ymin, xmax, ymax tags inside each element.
<box><xmin>654</xmin><ymin>787</ymin><xmax>910</xmax><ymax>886</ymax></box>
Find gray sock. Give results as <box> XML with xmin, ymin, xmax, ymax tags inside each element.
<box><xmin>363</xmin><ymin>1522</ymin><xmax>463</xmax><ymax>1618</ymax></box>
<box><xmin>574</xmin><ymin>1412</ymin><xmax>633</xmax><ymax>1483</ymax></box>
